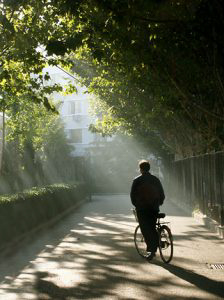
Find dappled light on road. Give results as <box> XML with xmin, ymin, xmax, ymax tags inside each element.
<box><xmin>0</xmin><ymin>195</ymin><xmax>223</xmax><ymax>299</ymax></box>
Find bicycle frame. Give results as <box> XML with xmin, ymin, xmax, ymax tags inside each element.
<box><xmin>132</xmin><ymin>207</ymin><xmax>173</xmax><ymax>263</ymax></box>
<box><xmin>132</xmin><ymin>208</ymin><xmax>170</xmax><ymax>228</ymax></box>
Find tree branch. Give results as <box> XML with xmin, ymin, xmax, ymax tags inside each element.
<box><xmin>165</xmin><ymin>70</ymin><xmax>224</xmax><ymax>121</ymax></box>
<box><xmin>133</xmin><ymin>16</ymin><xmax>187</xmax><ymax>24</ymax></box>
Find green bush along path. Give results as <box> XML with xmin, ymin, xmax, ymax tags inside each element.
<box><xmin>0</xmin><ymin>183</ymin><xmax>87</xmax><ymax>248</ymax></box>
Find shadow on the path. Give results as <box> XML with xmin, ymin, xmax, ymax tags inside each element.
<box><xmin>0</xmin><ymin>196</ymin><xmax>110</xmax><ymax>282</ymax></box>
<box><xmin>32</xmin><ymin>213</ymin><xmax>223</xmax><ymax>300</ymax></box>
<box><xmin>31</xmin><ymin>214</ymin><xmax>162</xmax><ymax>299</ymax></box>
<box><xmin>174</xmin><ymin>223</ymin><xmax>222</xmax><ymax>245</ymax></box>
<box><xmin>0</xmin><ymin>209</ymin><xmax>83</xmax><ymax>283</ymax></box>
<box><xmin>153</xmin><ymin>261</ymin><xmax>224</xmax><ymax>299</ymax></box>
<box><xmin>0</xmin><ymin>195</ymin><xmax>223</xmax><ymax>300</ymax></box>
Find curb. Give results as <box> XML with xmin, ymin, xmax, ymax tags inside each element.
<box><xmin>0</xmin><ymin>197</ymin><xmax>88</xmax><ymax>257</ymax></box>
<box><xmin>192</xmin><ymin>211</ymin><xmax>224</xmax><ymax>240</ymax></box>
<box><xmin>169</xmin><ymin>198</ymin><xmax>224</xmax><ymax>240</ymax></box>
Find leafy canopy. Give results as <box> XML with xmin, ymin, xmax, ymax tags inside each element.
<box><xmin>1</xmin><ymin>0</ymin><xmax>224</xmax><ymax>158</ymax></box>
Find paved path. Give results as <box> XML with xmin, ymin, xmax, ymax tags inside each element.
<box><xmin>0</xmin><ymin>195</ymin><xmax>224</xmax><ymax>299</ymax></box>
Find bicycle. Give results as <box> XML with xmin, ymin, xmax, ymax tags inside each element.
<box><xmin>132</xmin><ymin>208</ymin><xmax>173</xmax><ymax>263</ymax></box>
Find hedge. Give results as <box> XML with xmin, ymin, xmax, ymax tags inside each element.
<box><xmin>0</xmin><ymin>182</ymin><xmax>87</xmax><ymax>246</ymax></box>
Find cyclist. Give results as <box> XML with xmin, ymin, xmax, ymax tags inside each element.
<box><xmin>130</xmin><ymin>160</ymin><xmax>165</xmax><ymax>260</ymax></box>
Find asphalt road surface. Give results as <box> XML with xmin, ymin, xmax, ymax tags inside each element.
<box><xmin>0</xmin><ymin>194</ymin><xmax>224</xmax><ymax>300</ymax></box>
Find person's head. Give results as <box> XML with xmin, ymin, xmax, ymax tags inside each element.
<box><xmin>139</xmin><ymin>159</ymin><xmax>150</xmax><ymax>174</ymax></box>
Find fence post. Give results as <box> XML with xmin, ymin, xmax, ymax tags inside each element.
<box><xmin>220</xmin><ymin>153</ymin><xmax>224</xmax><ymax>226</ymax></box>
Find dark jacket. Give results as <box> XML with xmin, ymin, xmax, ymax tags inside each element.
<box><xmin>130</xmin><ymin>172</ymin><xmax>165</xmax><ymax>211</ymax></box>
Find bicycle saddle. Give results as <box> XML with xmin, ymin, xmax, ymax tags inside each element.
<box><xmin>158</xmin><ymin>213</ymin><xmax>166</xmax><ymax>218</ymax></box>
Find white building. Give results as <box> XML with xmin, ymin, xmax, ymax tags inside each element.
<box><xmin>43</xmin><ymin>66</ymin><xmax>99</xmax><ymax>157</ymax></box>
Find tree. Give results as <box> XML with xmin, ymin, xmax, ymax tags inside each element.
<box><xmin>1</xmin><ymin>0</ymin><xmax>224</xmax><ymax>159</ymax></box>
<box><xmin>1</xmin><ymin>97</ymin><xmax>74</xmax><ymax>192</ymax></box>
<box><xmin>0</xmin><ymin>0</ymin><xmax>75</xmax><ymax>112</ymax></box>
<box><xmin>62</xmin><ymin>0</ymin><xmax>224</xmax><ymax>157</ymax></box>
<box><xmin>0</xmin><ymin>0</ymin><xmax>78</xmax><ymax>189</ymax></box>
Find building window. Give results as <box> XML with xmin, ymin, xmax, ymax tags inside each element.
<box><xmin>68</xmin><ymin>129</ymin><xmax>82</xmax><ymax>143</ymax></box>
<box><xmin>69</xmin><ymin>101</ymin><xmax>82</xmax><ymax>115</ymax></box>
<box><xmin>75</xmin><ymin>101</ymin><xmax>82</xmax><ymax>114</ymax></box>
<box><xmin>70</xmin><ymin>102</ymin><xmax>76</xmax><ymax>114</ymax></box>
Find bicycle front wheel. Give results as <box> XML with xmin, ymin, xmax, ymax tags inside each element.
<box><xmin>158</xmin><ymin>225</ymin><xmax>173</xmax><ymax>263</ymax></box>
<box><xmin>134</xmin><ymin>225</ymin><xmax>148</xmax><ymax>258</ymax></box>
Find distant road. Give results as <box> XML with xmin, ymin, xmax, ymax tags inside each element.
<box><xmin>0</xmin><ymin>194</ymin><xmax>223</xmax><ymax>299</ymax></box>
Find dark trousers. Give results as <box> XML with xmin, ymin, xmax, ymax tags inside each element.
<box><xmin>136</xmin><ymin>209</ymin><xmax>159</xmax><ymax>253</ymax></box>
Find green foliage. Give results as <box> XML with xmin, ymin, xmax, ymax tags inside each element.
<box><xmin>42</xmin><ymin>116</ymin><xmax>76</xmax><ymax>184</ymax></box>
<box><xmin>64</xmin><ymin>0</ymin><xmax>224</xmax><ymax>158</ymax></box>
<box><xmin>0</xmin><ymin>0</ymin><xmax>75</xmax><ymax>111</ymax></box>
<box><xmin>1</xmin><ymin>0</ymin><xmax>224</xmax><ymax>159</ymax></box>
<box><xmin>0</xmin><ymin>182</ymin><xmax>87</xmax><ymax>246</ymax></box>
<box><xmin>0</xmin><ymin>1</ymin><xmax>77</xmax><ymax>189</ymax></box>
<box><xmin>1</xmin><ymin>98</ymin><xmax>75</xmax><ymax>192</ymax></box>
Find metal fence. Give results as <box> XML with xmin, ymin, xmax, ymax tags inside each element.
<box><xmin>168</xmin><ymin>151</ymin><xmax>224</xmax><ymax>225</ymax></box>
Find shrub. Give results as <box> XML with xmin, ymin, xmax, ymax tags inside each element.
<box><xmin>0</xmin><ymin>183</ymin><xmax>87</xmax><ymax>246</ymax></box>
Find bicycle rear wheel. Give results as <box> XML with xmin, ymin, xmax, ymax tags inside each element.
<box><xmin>134</xmin><ymin>225</ymin><xmax>148</xmax><ymax>257</ymax></box>
<box><xmin>158</xmin><ymin>225</ymin><xmax>173</xmax><ymax>263</ymax></box>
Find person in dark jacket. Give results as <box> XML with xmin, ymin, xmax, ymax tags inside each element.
<box><xmin>130</xmin><ymin>159</ymin><xmax>165</xmax><ymax>260</ymax></box>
